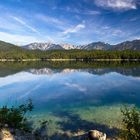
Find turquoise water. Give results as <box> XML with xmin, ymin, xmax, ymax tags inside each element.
<box><xmin>0</xmin><ymin>62</ymin><xmax>140</xmax><ymax>137</ymax></box>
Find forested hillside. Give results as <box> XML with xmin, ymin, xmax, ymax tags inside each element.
<box><xmin>0</xmin><ymin>41</ymin><xmax>20</xmax><ymax>51</ymax></box>
<box><xmin>0</xmin><ymin>40</ymin><xmax>140</xmax><ymax>60</ymax></box>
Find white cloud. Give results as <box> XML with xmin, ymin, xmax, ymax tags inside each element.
<box><xmin>112</xmin><ymin>29</ymin><xmax>124</xmax><ymax>36</ymax></box>
<box><xmin>0</xmin><ymin>14</ymin><xmax>56</xmax><ymax>44</ymax></box>
<box><xmin>129</xmin><ymin>16</ymin><xmax>140</xmax><ymax>22</ymax></box>
<box><xmin>11</xmin><ymin>16</ymin><xmax>40</xmax><ymax>34</ymax></box>
<box><xmin>0</xmin><ymin>16</ymin><xmax>25</xmax><ymax>32</ymax></box>
<box><xmin>0</xmin><ymin>31</ymin><xmax>44</xmax><ymax>45</ymax></box>
<box><xmin>127</xmin><ymin>35</ymin><xmax>140</xmax><ymax>41</ymax></box>
<box><xmin>36</xmin><ymin>14</ymin><xmax>63</xmax><ymax>25</ymax></box>
<box><xmin>95</xmin><ymin>0</ymin><xmax>137</xmax><ymax>10</ymax></box>
<box><xmin>35</xmin><ymin>14</ymin><xmax>69</xmax><ymax>31</ymax></box>
<box><xmin>64</xmin><ymin>6</ymin><xmax>101</xmax><ymax>15</ymax></box>
<box><xmin>84</xmin><ymin>10</ymin><xmax>101</xmax><ymax>15</ymax></box>
<box><xmin>63</xmin><ymin>24</ymin><xmax>85</xmax><ymax>34</ymax></box>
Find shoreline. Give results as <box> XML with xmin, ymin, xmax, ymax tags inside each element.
<box><xmin>0</xmin><ymin>58</ymin><xmax>140</xmax><ymax>62</ymax></box>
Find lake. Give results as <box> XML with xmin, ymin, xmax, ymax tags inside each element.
<box><xmin>0</xmin><ymin>61</ymin><xmax>140</xmax><ymax>138</ymax></box>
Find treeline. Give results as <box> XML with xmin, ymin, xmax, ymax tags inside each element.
<box><xmin>0</xmin><ymin>49</ymin><xmax>140</xmax><ymax>60</ymax></box>
<box><xmin>29</xmin><ymin>50</ymin><xmax>140</xmax><ymax>60</ymax></box>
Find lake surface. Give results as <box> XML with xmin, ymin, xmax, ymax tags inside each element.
<box><xmin>0</xmin><ymin>61</ymin><xmax>140</xmax><ymax>138</ymax></box>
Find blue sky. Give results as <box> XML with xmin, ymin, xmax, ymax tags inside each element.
<box><xmin>0</xmin><ymin>0</ymin><xmax>140</xmax><ymax>45</ymax></box>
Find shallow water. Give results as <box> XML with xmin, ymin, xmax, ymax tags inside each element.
<box><xmin>0</xmin><ymin>61</ymin><xmax>140</xmax><ymax>137</ymax></box>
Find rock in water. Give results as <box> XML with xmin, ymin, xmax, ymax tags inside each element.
<box><xmin>0</xmin><ymin>129</ymin><xmax>14</xmax><ymax>140</ymax></box>
<box><xmin>88</xmin><ymin>130</ymin><xmax>106</xmax><ymax>140</ymax></box>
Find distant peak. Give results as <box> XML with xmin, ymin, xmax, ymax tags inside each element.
<box><xmin>20</xmin><ymin>39</ymin><xmax>140</xmax><ymax>51</ymax></box>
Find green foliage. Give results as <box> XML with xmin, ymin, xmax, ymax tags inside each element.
<box><xmin>0</xmin><ymin>40</ymin><xmax>140</xmax><ymax>60</ymax></box>
<box><xmin>121</xmin><ymin>106</ymin><xmax>140</xmax><ymax>140</ymax></box>
<box><xmin>0</xmin><ymin>100</ymin><xmax>33</xmax><ymax>131</ymax></box>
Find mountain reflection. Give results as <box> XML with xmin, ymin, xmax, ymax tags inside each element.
<box><xmin>0</xmin><ymin>66</ymin><xmax>140</xmax><ymax>107</ymax></box>
<box><xmin>27</xmin><ymin>67</ymin><xmax>140</xmax><ymax>77</ymax></box>
<box><xmin>0</xmin><ymin>61</ymin><xmax>140</xmax><ymax>77</ymax></box>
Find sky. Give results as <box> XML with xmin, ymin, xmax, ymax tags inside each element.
<box><xmin>0</xmin><ymin>0</ymin><xmax>140</xmax><ymax>45</ymax></box>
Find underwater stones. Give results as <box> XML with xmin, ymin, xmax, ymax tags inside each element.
<box><xmin>88</xmin><ymin>130</ymin><xmax>106</xmax><ymax>140</ymax></box>
<box><xmin>0</xmin><ymin>129</ymin><xmax>38</xmax><ymax>140</ymax></box>
<box><xmin>0</xmin><ymin>129</ymin><xmax>14</xmax><ymax>140</ymax></box>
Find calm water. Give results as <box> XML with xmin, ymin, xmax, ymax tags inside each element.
<box><xmin>0</xmin><ymin>62</ymin><xmax>140</xmax><ymax>137</ymax></box>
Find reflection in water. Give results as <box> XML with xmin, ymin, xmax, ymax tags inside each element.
<box><xmin>0</xmin><ymin>69</ymin><xmax>140</xmax><ymax>106</ymax></box>
<box><xmin>0</xmin><ymin>61</ymin><xmax>140</xmax><ymax>77</ymax></box>
<box><xmin>0</xmin><ymin>62</ymin><xmax>140</xmax><ymax>137</ymax></box>
<box><xmin>27</xmin><ymin>67</ymin><xmax>140</xmax><ymax>77</ymax></box>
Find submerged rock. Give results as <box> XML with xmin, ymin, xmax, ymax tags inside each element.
<box><xmin>0</xmin><ymin>129</ymin><xmax>37</xmax><ymax>140</ymax></box>
<box><xmin>0</xmin><ymin>129</ymin><xmax>14</xmax><ymax>140</ymax></box>
<box><xmin>88</xmin><ymin>130</ymin><xmax>106</xmax><ymax>140</ymax></box>
<box><xmin>0</xmin><ymin>128</ymin><xmax>107</xmax><ymax>140</ymax></box>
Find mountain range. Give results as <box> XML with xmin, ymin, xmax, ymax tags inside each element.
<box><xmin>0</xmin><ymin>39</ymin><xmax>140</xmax><ymax>51</ymax></box>
<box><xmin>22</xmin><ymin>40</ymin><xmax>140</xmax><ymax>51</ymax></box>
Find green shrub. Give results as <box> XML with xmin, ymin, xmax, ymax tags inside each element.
<box><xmin>0</xmin><ymin>99</ymin><xmax>33</xmax><ymax>131</ymax></box>
<box><xmin>121</xmin><ymin>106</ymin><xmax>140</xmax><ymax>140</ymax></box>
